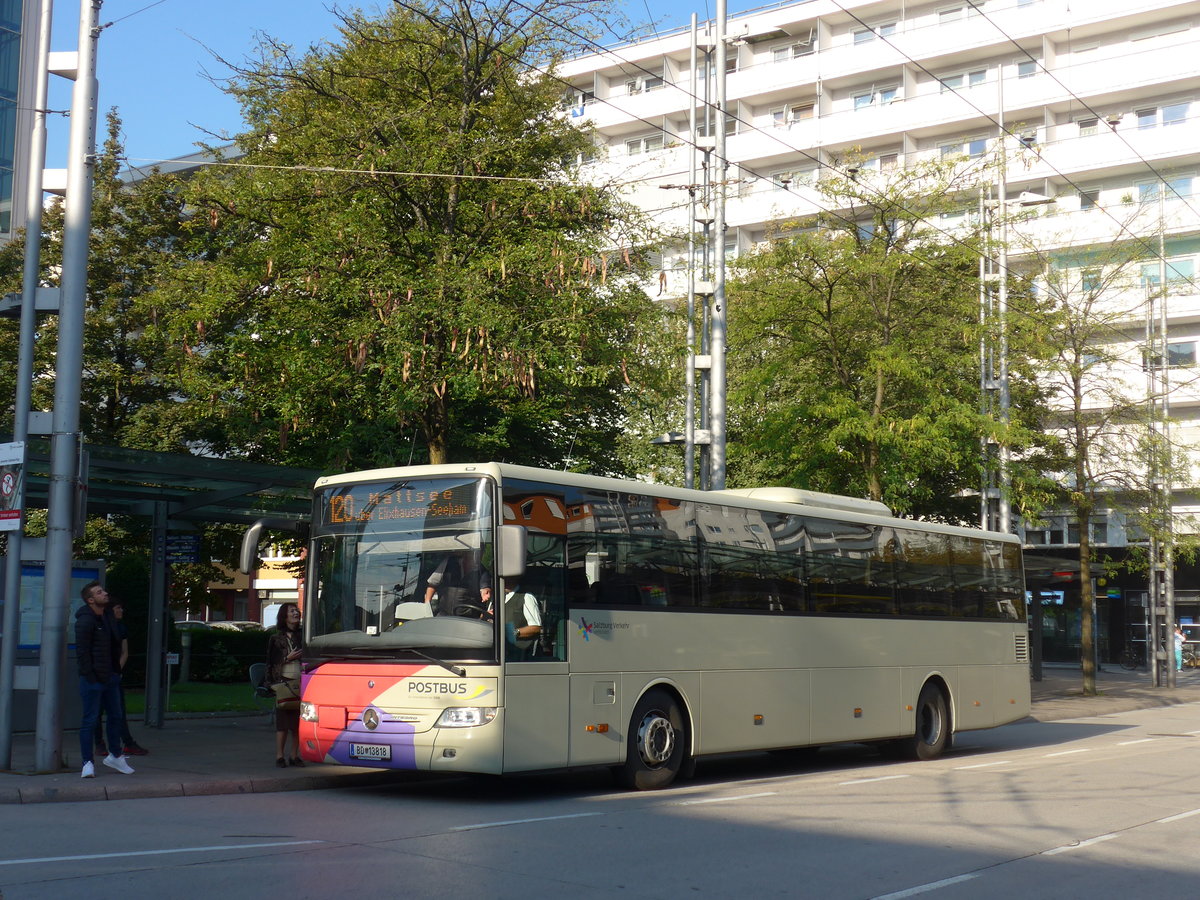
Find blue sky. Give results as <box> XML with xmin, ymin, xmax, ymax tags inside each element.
<box><xmin>43</xmin><ymin>0</ymin><xmax>755</xmax><ymax>169</ymax></box>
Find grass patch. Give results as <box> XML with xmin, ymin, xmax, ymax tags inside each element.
<box><xmin>125</xmin><ymin>681</ymin><xmax>265</xmax><ymax>715</ymax></box>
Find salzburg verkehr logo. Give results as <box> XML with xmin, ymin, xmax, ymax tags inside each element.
<box><xmin>578</xmin><ymin>617</ymin><xmax>594</xmax><ymax>641</ymax></box>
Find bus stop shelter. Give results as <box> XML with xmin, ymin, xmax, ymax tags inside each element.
<box><xmin>10</xmin><ymin>440</ymin><xmax>320</xmax><ymax>731</ymax></box>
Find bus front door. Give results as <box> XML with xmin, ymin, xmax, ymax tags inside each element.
<box><xmin>502</xmin><ymin>663</ymin><xmax>568</xmax><ymax>771</ymax></box>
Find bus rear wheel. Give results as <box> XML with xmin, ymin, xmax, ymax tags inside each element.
<box><xmin>618</xmin><ymin>689</ymin><xmax>686</xmax><ymax>790</ymax></box>
<box><xmin>903</xmin><ymin>683</ymin><xmax>949</xmax><ymax>761</ymax></box>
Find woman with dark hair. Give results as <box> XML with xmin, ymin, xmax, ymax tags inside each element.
<box><xmin>267</xmin><ymin>602</ymin><xmax>304</xmax><ymax>768</ymax></box>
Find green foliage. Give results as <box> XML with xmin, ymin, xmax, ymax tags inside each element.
<box><xmin>169</xmin><ymin>626</ymin><xmax>268</xmax><ymax>683</ymax></box>
<box><xmin>140</xmin><ymin>2</ymin><xmax>658</xmax><ymax>474</ymax></box>
<box><xmin>726</xmin><ymin>156</ymin><xmax>1052</xmax><ymax>520</ymax></box>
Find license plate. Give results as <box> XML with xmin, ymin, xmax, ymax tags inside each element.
<box><xmin>349</xmin><ymin>743</ymin><xmax>391</xmax><ymax>761</ymax></box>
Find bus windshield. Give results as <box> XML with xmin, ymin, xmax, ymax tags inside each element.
<box><xmin>308</xmin><ymin>475</ymin><xmax>496</xmax><ymax>659</ymax></box>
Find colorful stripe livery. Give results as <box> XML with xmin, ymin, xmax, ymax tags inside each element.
<box><xmin>299</xmin><ymin>663</ymin><xmax>498</xmax><ymax>769</ymax></box>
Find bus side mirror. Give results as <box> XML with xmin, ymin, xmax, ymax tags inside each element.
<box><xmin>240</xmin><ymin>517</ymin><xmax>309</xmax><ymax>574</ymax></box>
<box><xmin>496</xmin><ymin>524</ymin><xmax>527</xmax><ymax>579</ymax></box>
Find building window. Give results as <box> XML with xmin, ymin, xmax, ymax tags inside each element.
<box><xmin>1017</xmin><ymin>60</ymin><xmax>1038</xmax><ymax>79</ymax></box>
<box><xmin>772</xmin><ymin>35</ymin><xmax>816</xmax><ymax>61</ymax></box>
<box><xmin>1077</xmin><ymin>116</ymin><xmax>1098</xmax><ymax>136</ymax></box>
<box><xmin>939</xmin><ymin>69</ymin><xmax>988</xmax><ymax>92</ymax></box>
<box><xmin>1168</xmin><ymin>341</ymin><xmax>1197</xmax><ymax>367</ymax></box>
<box><xmin>1138</xmin><ymin>176</ymin><xmax>1194</xmax><ymax>205</ymax></box>
<box><xmin>854</xmin><ymin>86</ymin><xmax>898</xmax><ymax>110</ymax></box>
<box><xmin>1163</xmin><ymin>102</ymin><xmax>1189</xmax><ymax>126</ymax></box>
<box><xmin>1137</xmin><ymin>107</ymin><xmax>1158</xmax><ymax>129</ymax></box>
<box><xmin>854</xmin><ymin>22</ymin><xmax>896</xmax><ymax>44</ymax></box>
<box><xmin>697</xmin><ymin>56</ymin><xmax>739</xmax><ymax>80</ymax></box>
<box><xmin>696</xmin><ymin>116</ymin><xmax>737</xmax><ymax>137</ymax></box>
<box><xmin>879</xmin><ymin>152</ymin><xmax>899</xmax><ymax>171</ymax></box>
<box><xmin>940</xmin><ymin>137</ymin><xmax>987</xmax><ymax>158</ymax></box>
<box><xmin>770</xmin><ymin>167</ymin><xmax>815</xmax><ymax>190</ymax></box>
<box><xmin>625</xmin><ymin>133</ymin><xmax>664</xmax><ymax>155</ymax></box>
<box><xmin>1081</xmin><ymin>268</ymin><xmax>1101</xmax><ymax>292</ymax></box>
<box><xmin>771</xmin><ymin>102</ymin><xmax>814</xmax><ymax>126</ymax></box>
<box><xmin>938</xmin><ymin>4</ymin><xmax>983</xmax><ymax>24</ymax></box>
<box><xmin>1079</xmin><ymin>189</ymin><xmax>1099</xmax><ymax>210</ymax></box>
<box><xmin>625</xmin><ymin>73</ymin><xmax>664</xmax><ymax>95</ymax></box>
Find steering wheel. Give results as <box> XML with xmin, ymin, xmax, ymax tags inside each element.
<box><xmin>452</xmin><ymin>600</ymin><xmax>488</xmax><ymax>619</ymax></box>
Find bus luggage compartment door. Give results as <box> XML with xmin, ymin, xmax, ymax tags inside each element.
<box><xmin>568</xmin><ymin>675</ymin><xmax>622</xmax><ymax>766</ymax></box>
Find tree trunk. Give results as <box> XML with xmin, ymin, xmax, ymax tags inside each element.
<box><xmin>1078</xmin><ymin>519</ymin><xmax>1096</xmax><ymax>696</ymax></box>
<box><xmin>424</xmin><ymin>392</ymin><xmax>451</xmax><ymax>465</ymax></box>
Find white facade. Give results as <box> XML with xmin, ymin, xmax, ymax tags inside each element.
<box><xmin>562</xmin><ymin>0</ymin><xmax>1200</xmax><ymax>557</ymax></box>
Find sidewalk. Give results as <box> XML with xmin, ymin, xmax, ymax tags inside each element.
<box><xmin>3</xmin><ymin>666</ymin><xmax>1198</xmax><ymax>804</ymax></box>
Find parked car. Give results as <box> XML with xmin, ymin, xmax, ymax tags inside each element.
<box><xmin>174</xmin><ymin>620</ymin><xmax>213</xmax><ymax>630</ymax></box>
<box><xmin>211</xmin><ymin>620</ymin><xmax>264</xmax><ymax>632</ymax></box>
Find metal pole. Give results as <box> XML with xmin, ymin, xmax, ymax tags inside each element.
<box><xmin>1159</xmin><ymin>185</ymin><xmax>1175</xmax><ymax>688</ymax></box>
<box><xmin>995</xmin><ymin>64</ymin><xmax>1010</xmax><ymax>535</ymax></box>
<box><xmin>144</xmin><ymin>501</ymin><xmax>169</xmax><ymax>727</ymax></box>
<box><xmin>684</xmin><ymin>14</ymin><xmax>698</xmax><ymax>491</ymax></box>
<box><xmin>710</xmin><ymin>0</ymin><xmax>728</xmax><ymax>490</ymax></box>
<box><xmin>34</xmin><ymin>0</ymin><xmax>101</xmax><ymax>773</ymax></box>
<box><xmin>0</xmin><ymin>0</ymin><xmax>53</xmax><ymax>770</ymax></box>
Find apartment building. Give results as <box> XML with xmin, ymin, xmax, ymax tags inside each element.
<box><xmin>561</xmin><ymin>0</ymin><xmax>1200</xmax><ymax>662</ymax></box>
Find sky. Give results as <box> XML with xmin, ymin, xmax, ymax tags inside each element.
<box><xmin>42</xmin><ymin>0</ymin><xmax>757</xmax><ymax>170</ymax></box>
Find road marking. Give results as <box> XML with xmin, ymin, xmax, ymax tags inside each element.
<box><xmin>0</xmin><ymin>841</ymin><xmax>322</xmax><ymax>867</ymax></box>
<box><xmin>675</xmin><ymin>791</ymin><xmax>777</xmax><ymax>806</ymax></box>
<box><xmin>1155</xmin><ymin>808</ymin><xmax>1200</xmax><ymax>824</ymax></box>
<box><xmin>954</xmin><ymin>760</ymin><xmax>1012</xmax><ymax>769</ymax></box>
<box><xmin>1186</xmin><ymin>730</ymin><xmax>1200</xmax><ymax>736</ymax></box>
<box><xmin>840</xmin><ymin>774</ymin><xmax>909</xmax><ymax>786</ymax></box>
<box><xmin>1117</xmin><ymin>738</ymin><xmax>1154</xmax><ymax>746</ymax></box>
<box><xmin>1043</xmin><ymin>748</ymin><xmax>1091</xmax><ymax>758</ymax></box>
<box><xmin>451</xmin><ymin>812</ymin><xmax>601</xmax><ymax>832</ymax></box>
<box><xmin>870</xmin><ymin>873</ymin><xmax>978</xmax><ymax>898</ymax></box>
<box><xmin>1040</xmin><ymin>833</ymin><xmax>1118</xmax><ymax>855</ymax></box>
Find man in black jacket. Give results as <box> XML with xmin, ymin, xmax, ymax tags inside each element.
<box><xmin>75</xmin><ymin>581</ymin><xmax>135</xmax><ymax>778</ymax></box>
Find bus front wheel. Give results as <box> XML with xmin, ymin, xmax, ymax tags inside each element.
<box><xmin>903</xmin><ymin>683</ymin><xmax>949</xmax><ymax>761</ymax></box>
<box><xmin>618</xmin><ymin>689</ymin><xmax>686</xmax><ymax>790</ymax></box>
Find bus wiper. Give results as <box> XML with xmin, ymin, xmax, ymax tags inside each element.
<box><xmin>406</xmin><ymin>648</ymin><xmax>466</xmax><ymax>677</ymax></box>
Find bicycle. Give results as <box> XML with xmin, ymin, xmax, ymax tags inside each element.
<box><xmin>1119</xmin><ymin>643</ymin><xmax>1144</xmax><ymax>670</ymax></box>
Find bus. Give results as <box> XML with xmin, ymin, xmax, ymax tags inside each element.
<box><xmin>244</xmin><ymin>463</ymin><xmax>1030</xmax><ymax>790</ymax></box>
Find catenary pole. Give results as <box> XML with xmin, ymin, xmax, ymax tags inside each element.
<box><xmin>0</xmin><ymin>0</ymin><xmax>53</xmax><ymax>770</ymax></box>
<box><xmin>34</xmin><ymin>0</ymin><xmax>101</xmax><ymax>773</ymax></box>
<box><xmin>710</xmin><ymin>0</ymin><xmax>727</xmax><ymax>490</ymax></box>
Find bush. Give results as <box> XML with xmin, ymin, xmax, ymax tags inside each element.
<box><xmin>168</xmin><ymin>627</ymin><xmax>271</xmax><ymax>683</ymax></box>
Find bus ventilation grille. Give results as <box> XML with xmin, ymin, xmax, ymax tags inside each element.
<box><xmin>1014</xmin><ymin>633</ymin><xmax>1029</xmax><ymax>662</ymax></box>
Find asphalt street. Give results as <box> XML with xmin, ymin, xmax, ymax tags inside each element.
<box><xmin>2</xmin><ymin>663</ymin><xmax>1197</xmax><ymax>804</ymax></box>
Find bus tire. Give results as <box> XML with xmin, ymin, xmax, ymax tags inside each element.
<box><xmin>619</xmin><ymin>689</ymin><xmax>686</xmax><ymax>790</ymax></box>
<box><xmin>903</xmin><ymin>683</ymin><xmax>949</xmax><ymax>761</ymax></box>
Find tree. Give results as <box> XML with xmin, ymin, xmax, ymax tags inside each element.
<box><xmin>0</xmin><ymin>111</ymin><xmax>193</xmax><ymax>451</ymax></box>
<box><xmin>1012</xmin><ymin>216</ymin><xmax>1200</xmax><ymax>695</ymax></box>
<box><xmin>726</xmin><ymin>156</ymin><xmax>1052</xmax><ymax>520</ymax></box>
<box><xmin>140</xmin><ymin>0</ymin><xmax>658</xmax><ymax>473</ymax></box>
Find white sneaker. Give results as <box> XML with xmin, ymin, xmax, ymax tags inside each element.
<box><xmin>80</xmin><ymin>761</ymin><xmax>94</xmax><ymax>778</ymax></box>
<box><xmin>102</xmin><ymin>753</ymin><xmax>134</xmax><ymax>775</ymax></box>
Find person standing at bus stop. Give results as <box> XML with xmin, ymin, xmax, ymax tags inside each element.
<box><xmin>75</xmin><ymin>581</ymin><xmax>135</xmax><ymax>778</ymax></box>
<box><xmin>95</xmin><ymin>600</ymin><xmax>149</xmax><ymax>758</ymax></box>
<box><xmin>1175</xmin><ymin>624</ymin><xmax>1186</xmax><ymax>672</ymax></box>
<box><xmin>268</xmin><ymin>602</ymin><xmax>304</xmax><ymax>768</ymax></box>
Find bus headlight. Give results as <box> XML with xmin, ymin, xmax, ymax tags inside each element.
<box><xmin>300</xmin><ymin>702</ymin><xmax>317</xmax><ymax>722</ymax></box>
<box><xmin>435</xmin><ymin>707</ymin><xmax>497</xmax><ymax>728</ymax></box>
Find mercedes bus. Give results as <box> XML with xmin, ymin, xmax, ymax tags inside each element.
<box><xmin>242</xmin><ymin>462</ymin><xmax>1029</xmax><ymax>790</ymax></box>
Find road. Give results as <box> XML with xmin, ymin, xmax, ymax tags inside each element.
<box><xmin>3</xmin><ymin>703</ymin><xmax>1200</xmax><ymax>899</ymax></box>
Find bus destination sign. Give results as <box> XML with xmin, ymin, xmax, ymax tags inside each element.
<box><xmin>322</xmin><ymin>481</ymin><xmax>478</xmax><ymax>527</ymax></box>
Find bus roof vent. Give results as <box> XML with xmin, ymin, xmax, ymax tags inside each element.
<box><xmin>717</xmin><ymin>487</ymin><xmax>891</xmax><ymax>518</ymax></box>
